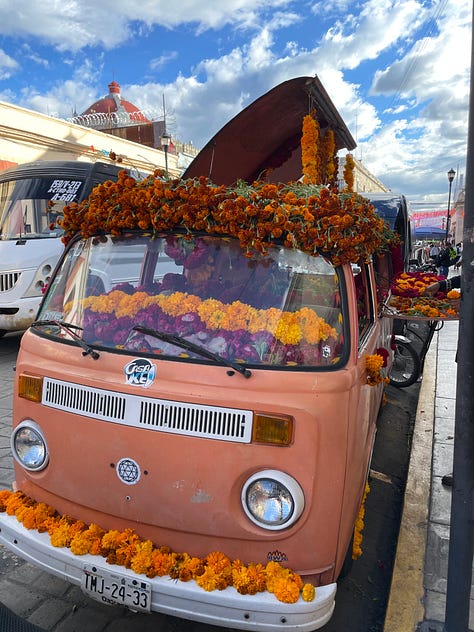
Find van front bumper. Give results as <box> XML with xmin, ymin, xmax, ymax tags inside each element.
<box><xmin>0</xmin><ymin>512</ymin><xmax>336</xmax><ymax>631</ymax></box>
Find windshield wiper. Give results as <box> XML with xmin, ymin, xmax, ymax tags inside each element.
<box><xmin>32</xmin><ymin>320</ymin><xmax>100</xmax><ymax>360</ymax></box>
<box><xmin>131</xmin><ymin>325</ymin><xmax>252</xmax><ymax>378</ymax></box>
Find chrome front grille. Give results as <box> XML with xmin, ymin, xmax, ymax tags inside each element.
<box><xmin>43</xmin><ymin>377</ymin><xmax>253</xmax><ymax>443</ymax></box>
<box><xmin>0</xmin><ymin>271</ymin><xmax>21</xmax><ymax>292</ymax></box>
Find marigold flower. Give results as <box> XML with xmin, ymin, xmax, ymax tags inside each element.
<box><xmin>302</xmin><ymin>582</ymin><xmax>316</xmax><ymax>602</ymax></box>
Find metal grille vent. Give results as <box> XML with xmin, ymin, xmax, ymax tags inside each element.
<box><xmin>44</xmin><ymin>379</ymin><xmax>126</xmax><ymax>421</ymax></box>
<box><xmin>0</xmin><ymin>271</ymin><xmax>21</xmax><ymax>292</ymax></box>
<box><xmin>140</xmin><ymin>399</ymin><xmax>251</xmax><ymax>440</ymax></box>
<box><xmin>42</xmin><ymin>378</ymin><xmax>252</xmax><ymax>443</ymax></box>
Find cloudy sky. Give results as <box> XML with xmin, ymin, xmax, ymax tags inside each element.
<box><xmin>0</xmin><ymin>0</ymin><xmax>471</xmax><ymax>209</ymax></box>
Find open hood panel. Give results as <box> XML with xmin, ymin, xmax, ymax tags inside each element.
<box><xmin>183</xmin><ymin>76</ymin><xmax>356</xmax><ymax>186</ymax></box>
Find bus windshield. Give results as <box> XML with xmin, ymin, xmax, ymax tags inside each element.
<box><xmin>0</xmin><ymin>176</ymin><xmax>85</xmax><ymax>240</ymax></box>
<box><xmin>37</xmin><ymin>232</ymin><xmax>347</xmax><ymax>369</ymax></box>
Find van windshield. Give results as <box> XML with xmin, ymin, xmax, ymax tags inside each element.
<box><xmin>0</xmin><ymin>176</ymin><xmax>85</xmax><ymax>240</ymax></box>
<box><xmin>37</xmin><ymin>232</ymin><xmax>346</xmax><ymax>369</ymax></box>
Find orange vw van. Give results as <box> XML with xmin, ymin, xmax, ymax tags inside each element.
<box><xmin>0</xmin><ymin>79</ymin><xmax>397</xmax><ymax>631</ymax></box>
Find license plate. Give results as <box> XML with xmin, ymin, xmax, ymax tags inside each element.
<box><xmin>81</xmin><ymin>564</ymin><xmax>151</xmax><ymax>612</ymax></box>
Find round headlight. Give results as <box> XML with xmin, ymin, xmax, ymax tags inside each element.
<box><xmin>12</xmin><ymin>421</ymin><xmax>49</xmax><ymax>471</ymax></box>
<box><xmin>242</xmin><ymin>470</ymin><xmax>304</xmax><ymax>530</ymax></box>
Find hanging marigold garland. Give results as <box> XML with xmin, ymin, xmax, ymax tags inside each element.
<box><xmin>352</xmin><ymin>482</ymin><xmax>370</xmax><ymax>560</ymax></box>
<box><xmin>343</xmin><ymin>153</ymin><xmax>355</xmax><ymax>191</ymax></box>
<box><xmin>301</xmin><ymin>111</ymin><xmax>320</xmax><ymax>184</ymax></box>
<box><xmin>323</xmin><ymin>129</ymin><xmax>336</xmax><ymax>185</ymax></box>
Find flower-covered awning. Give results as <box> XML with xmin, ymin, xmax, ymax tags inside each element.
<box><xmin>57</xmin><ymin>173</ymin><xmax>397</xmax><ymax>266</ymax></box>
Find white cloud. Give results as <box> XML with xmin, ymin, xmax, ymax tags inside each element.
<box><xmin>320</xmin><ymin>0</ymin><xmax>426</xmax><ymax>70</ymax></box>
<box><xmin>0</xmin><ymin>0</ymin><xmax>294</xmax><ymax>51</ymax></box>
<box><xmin>0</xmin><ymin>49</ymin><xmax>19</xmax><ymax>80</ymax></box>
<box><xmin>149</xmin><ymin>52</ymin><xmax>179</xmax><ymax>72</ymax></box>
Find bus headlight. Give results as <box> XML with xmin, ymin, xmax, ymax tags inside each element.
<box><xmin>12</xmin><ymin>421</ymin><xmax>49</xmax><ymax>471</ymax></box>
<box><xmin>242</xmin><ymin>470</ymin><xmax>304</xmax><ymax>530</ymax></box>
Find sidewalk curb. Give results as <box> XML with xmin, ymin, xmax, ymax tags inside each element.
<box><xmin>383</xmin><ymin>332</ymin><xmax>438</xmax><ymax>632</ymax></box>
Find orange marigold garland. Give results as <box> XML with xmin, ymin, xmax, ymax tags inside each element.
<box><xmin>0</xmin><ymin>489</ymin><xmax>316</xmax><ymax>604</ymax></box>
<box><xmin>301</xmin><ymin>111</ymin><xmax>320</xmax><ymax>184</ymax></box>
<box><xmin>78</xmin><ymin>291</ymin><xmax>338</xmax><ymax>347</ymax></box>
<box><xmin>343</xmin><ymin>153</ymin><xmax>355</xmax><ymax>191</ymax></box>
<box><xmin>321</xmin><ymin>129</ymin><xmax>336</xmax><ymax>185</ymax></box>
<box><xmin>352</xmin><ymin>482</ymin><xmax>370</xmax><ymax>560</ymax></box>
<box><xmin>55</xmin><ymin>172</ymin><xmax>398</xmax><ymax>267</ymax></box>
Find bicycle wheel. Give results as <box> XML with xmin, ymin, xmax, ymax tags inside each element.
<box><xmin>389</xmin><ymin>339</ymin><xmax>421</xmax><ymax>388</ymax></box>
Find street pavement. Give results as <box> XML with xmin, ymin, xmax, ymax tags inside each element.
<box><xmin>384</xmin><ymin>317</ymin><xmax>474</xmax><ymax>632</ymax></box>
<box><xmin>0</xmin><ymin>320</ymin><xmax>472</xmax><ymax>631</ymax></box>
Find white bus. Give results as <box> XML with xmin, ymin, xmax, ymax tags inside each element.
<box><xmin>0</xmin><ymin>160</ymin><xmax>129</xmax><ymax>337</ymax></box>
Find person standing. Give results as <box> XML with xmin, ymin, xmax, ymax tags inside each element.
<box><xmin>435</xmin><ymin>242</ymin><xmax>456</xmax><ymax>277</ymax></box>
<box><xmin>429</xmin><ymin>242</ymin><xmax>440</xmax><ymax>261</ymax></box>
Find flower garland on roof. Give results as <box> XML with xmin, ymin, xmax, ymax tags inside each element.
<box><xmin>55</xmin><ymin>172</ymin><xmax>397</xmax><ymax>267</ymax></box>
<box><xmin>0</xmin><ymin>489</ymin><xmax>315</xmax><ymax>604</ymax></box>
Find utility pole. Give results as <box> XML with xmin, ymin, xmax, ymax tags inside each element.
<box><xmin>444</xmin><ymin>2</ymin><xmax>474</xmax><ymax>629</ymax></box>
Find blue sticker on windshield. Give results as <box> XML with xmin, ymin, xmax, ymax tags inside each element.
<box><xmin>124</xmin><ymin>358</ymin><xmax>156</xmax><ymax>388</ymax></box>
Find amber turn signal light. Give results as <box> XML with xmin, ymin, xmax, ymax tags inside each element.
<box><xmin>252</xmin><ymin>413</ymin><xmax>294</xmax><ymax>446</ymax></box>
<box><xmin>18</xmin><ymin>374</ymin><xmax>43</xmax><ymax>403</ymax></box>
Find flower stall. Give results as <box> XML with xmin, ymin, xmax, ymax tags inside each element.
<box><xmin>384</xmin><ymin>271</ymin><xmax>460</xmax><ymax>320</ymax></box>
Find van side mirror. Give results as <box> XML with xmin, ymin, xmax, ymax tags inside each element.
<box><xmin>351</xmin><ymin>264</ymin><xmax>362</xmax><ymax>275</ymax></box>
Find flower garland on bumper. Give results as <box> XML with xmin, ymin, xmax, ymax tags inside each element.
<box><xmin>0</xmin><ymin>489</ymin><xmax>315</xmax><ymax>604</ymax></box>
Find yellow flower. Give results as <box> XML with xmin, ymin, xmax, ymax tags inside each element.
<box><xmin>130</xmin><ymin>539</ymin><xmax>155</xmax><ymax>575</ymax></box>
<box><xmin>302</xmin><ymin>582</ymin><xmax>316</xmax><ymax>602</ymax></box>
<box><xmin>195</xmin><ymin>566</ymin><xmax>222</xmax><ymax>592</ymax></box>
<box><xmin>272</xmin><ymin>576</ymin><xmax>301</xmax><ymax>604</ymax></box>
<box><xmin>232</xmin><ymin>562</ymin><xmax>267</xmax><ymax>595</ymax></box>
<box><xmin>366</xmin><ymin>354</ymin><xmax>388</xmax><ymax>386</ymax></box>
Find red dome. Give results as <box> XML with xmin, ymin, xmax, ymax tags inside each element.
<box><xmin>81</xmin><ymin>81</ymin><xmax>150</xmax><ymax>125</ymax></box>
